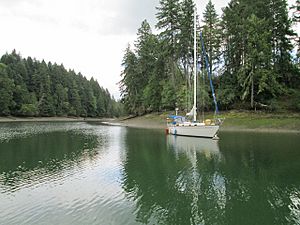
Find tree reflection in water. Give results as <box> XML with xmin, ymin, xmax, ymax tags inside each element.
<box><xmin>0</xmin><ymin>123</ymin><xmax>102</xmax><ymax>193</ymax></box>
<box><xmin>122</xmin><ymin>129</ymin><xmax>300</xmax><ymax>225</ymax></box>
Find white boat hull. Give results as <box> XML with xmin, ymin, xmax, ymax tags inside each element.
<box><xmin>168</xmin><ymin>125</ymin><xmax>219</xmax><ymax>138</ymax></box>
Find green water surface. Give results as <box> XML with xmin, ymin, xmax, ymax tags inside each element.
<box><xmin>0</xmin><ymin>122</ymin><xmax>299</xmax><ymax>225</ymax></box>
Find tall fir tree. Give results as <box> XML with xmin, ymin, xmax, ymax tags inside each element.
<box><xmin>0</xmin><ymin>63</ymin><xmax>15</xmax><ymax>115</ymax></box>
<box><xmin>202</xmin><ymin>0</ymin><xmax>221</xmax><ymax>75</ymax></box>
<box><xmin>178</xmin><ymin>0</ymin><xmax>195</xmax><ymax>76</ymax></box>
<box><xmin>156</xmin><ymin>0</ymin><xmax>181</xmax><ymax>101</ymax></box>
<box><xmin>120</xmin><ymin>45</ymin><xmax>139</xmax><ymax>114</ymax></box>
<box><xmin>291</xmin><ymin>0</ymin><xmax>300</xmax><ymax>67</ymax></box>
<box><xmin>269</xmin><ymin>0</ymin><xmax>295</xmax><ymax>86</ymax></box>
<box><xmin>136</xmin><ymin>20</ymin><xmax>162</xmax><ymax>112</ymax></box>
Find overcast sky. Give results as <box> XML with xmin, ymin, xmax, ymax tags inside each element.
<box><xmin>0</xmin><ymin>0</ymin><xmax>297</xmax><ymax>99</ymax></box>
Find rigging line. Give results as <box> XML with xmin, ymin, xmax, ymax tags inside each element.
<box><xmin>202</xmin><ymin>59</ymin><xmax>205</xmax><ymax>122</ymax></box>
<box><xmin>199</xmin><ymin>31</ymin><xmax>219</xmax><ymax>115</ymax></box>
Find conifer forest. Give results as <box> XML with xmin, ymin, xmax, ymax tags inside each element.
<box><xmin>120</xmin><ymin>0</ymin><xmax>300</xmax><ymax>115</ymax></box>
<box><xmin>0</xmin><ymin>51</ymin><xmax>122</xmax><ymax>117</ymax></box>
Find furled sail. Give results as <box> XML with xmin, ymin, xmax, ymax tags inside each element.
<box><xmin>186</xmin><ymin>106</ymin><xmax>196</xmax><ymax>117</ymax></box>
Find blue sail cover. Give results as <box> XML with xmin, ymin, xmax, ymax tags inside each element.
<box><xmin>168</xmin><ymin>115</ymin><xmax>185</xmax><ymax>119</ymax></box>
<box><xmin>168</xmin><ymin>115</ymin><xmax>186</xmax><ymax>125</ymax></box>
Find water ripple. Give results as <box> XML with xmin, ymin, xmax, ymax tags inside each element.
<box><xmin>1</xmin><ymin>125</ymin><xmax>300</xmax><ymax>225</ymax></box>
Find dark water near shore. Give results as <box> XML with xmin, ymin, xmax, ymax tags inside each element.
<box><xmin>0</xmin><ymin>122</ymin><xmax>300</xmax><ymax>225</ymax></box>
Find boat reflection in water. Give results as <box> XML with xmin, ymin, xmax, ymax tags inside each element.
<box><xmin>166</xmin><ymin>135</ymin><xmax>221</xmax><ymax>163</ymax></box>
<box><xmin>121</xmin><ymin>129</ymin><xmax>226</xmax><ymax>225</ymax></box>
<box><xmin>165</xmin><ymin>135</ymin><xmax>226</xmax><ymax>225</ymax></box>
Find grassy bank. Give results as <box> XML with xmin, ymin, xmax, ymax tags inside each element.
<box><xmin>119</xmin><ymin>111</ymin><xmax>300</xmax><ymax>132</ymax></box>
<box><xmin>219</xmin><ymin>111</ymin><xmax>300</xmax><ymax>132</ymax></box>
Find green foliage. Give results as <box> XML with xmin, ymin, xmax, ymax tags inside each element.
<box><xmin>160</xmin><ymin>80</ymin><xmax>176</xmax><ymax>110</ymax></box>
<box><xmin>19</xmin><ymin>104</ymin><xmax>38</xmax><ymax>116</ymax></box>
<box><xmin>0</xmin><ymin>66</ymin><xmax>15</xmax><ymax>115</ymax></box>
<box><xmin>217</xmin><ymin>87</ymin><xmax>236</xmax><ymax>109</ymax></box>
<box><xmin>221</xmin><ymin>0</ymin><xmax>298</xmax><ymax>109</ymax></box>
<box><xmin>287</xmin><ymin>89</ymin><xmax>300</xmax><ymax>111</ymax></box>
<box><xmin>202</xmin><ymin>0</ymin><xmax>221</xmax><ymax>74</ymax></box>
<box><xmin>175</xmin><ymin>85</ymin><xmax>189</xmax><ymax>111</ymax></box>
<box><xmin>178</xmin><ymin>0</ymin><xmax>194</xmax><ymax>68</ymax></box>
<box><xmin>0</xmin><ymin>51</ymin><xmax>120</xmax><ymax>117</ymax></box>
<box><xmin>119</xmin><ymin>0</ymin><xmax>300</xmax><ymax>114</ymax></box>
<box><xmin>120</xmin><ymin>45</ymin><xmax>139</xmax><ymax>114</ymax></box>
<box><xmin>156</xmin><ymin>0</ymin><xmax>180</xmax><ymax>59</ymax></box>
<box><xmin>38</xmin><ymin>93</ymin><xmax>55</xmax><ymax>117</ymax></box>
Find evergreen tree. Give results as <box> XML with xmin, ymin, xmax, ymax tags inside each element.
<box><xmin>68</xmin><ymin>80</ymin><xmax>82</xmax><ymax>116</ymax></box>
<box><xmin>117</xmin><ymin>0</ymin><xmax>300</xmax><ymax>112</ymax></box>
<box><xmin>202</xmin><ymin>0</ymin><xmax>221</xmax><ymax>75</ymax></box>
<box><xmin>54</xmin><ymin>83</ymin><xmax>69</xmax><ymax>116</ymax></box>
<box><xmin>0</xmin><ymin>63</ymin><xmax>15</xmax><ymax>115</ymax></box>
<box><xmin>238</xmin><ymin>14</ymin><xmax>277</xmax><ymax>108</ymax></box>
<box><xmin>136</xmin><ymin>20</ymin><xmax>162</xmax><ymax>112</ymax></box>
<box><xmin>21</xmin><ymin>91</ymin><xmax>38</xmax><ymax>116</ymax></box>
<box><xmin>135</xmin><ymin>20</ymin><xmax>155</xmax><ymax>111</ymax></box>
<box><xmin>178</xmin><ymin>0</ymin><xmax>195</xmax><ymax>78</ymax></box>
<box><xmin>120</xmin><ymin>45</ymin><xmax>139</xmax><ymax>114</ymax></box>
<box><xmin>86</xmin><ymin>85</ymin><xmax>97</xmax><ymax>117</ymax></box>
<box><xmin>269</xmin><ymin>0</ymin><xmax>295</xmax><ymax>86</ymax></box>
<box><xmin>291</xmin><ymin>0</ymin><xmax>300</xmax><ymax>67</ymax></box>
<box><xmin>156</xmin><ymin>0</ymin><xmax>180</xmax><ymax>58</ymax></box>
<box><xmin>0</xmin><ymin>51</ymin><xmax>118</xmax><ymax>117</ymax></box>
<box><xmin>156</xmin><ymin>0</ymin><xmax>181</xmax><ymax>93</ymax></box>
<box><xmin>220</xmin><ymin>0</ymin><xmax>247</xmax><ymax>106</ymax></box>
<box><xmin>35</xmin><ymin>61</ymin><xmax>55</xmax><ymax>116</ymax></box>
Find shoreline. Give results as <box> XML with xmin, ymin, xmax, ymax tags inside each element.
<box><xmin>0</xmin><ymin>116</ymin><xmax>109</xmax><ymax>123</ymax></box>
<box><xmin>115</xmin><ymin>113</ymin><xmax>300</xmax><ymax>134</ymax></box>
<box><xmin>1</xmin><ymin>114</ymin><xmax>299</xmax><ymax>134</ymax></box>
<box><xmin>117</xmin><ymin>120</ymin><xmax>300</xmax><ymax>134</ymax></box>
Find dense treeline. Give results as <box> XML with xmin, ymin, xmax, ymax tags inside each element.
<box><xmin>0</xmin><ymin>51</ymin><xmax>122</xmax><ymax>117</ymax></box>
<box><xmin>120</xmin><ymin>0</ymin><xmax>300</xmax><ymax>115</ymax></box>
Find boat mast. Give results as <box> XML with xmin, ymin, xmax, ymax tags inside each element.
<box><xmin>193</xmin><ymin>6</ymin><xmax>197</xmax><ymax>122</ymax></box>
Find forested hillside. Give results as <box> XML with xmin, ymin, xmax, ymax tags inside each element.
<box><xmin>0</xmin><ymin>51</ymin><xmax>122</xmax><ymax>117</ymax></box>
<box><xmin>120</xmin><ymin>0</ymin><xmax>300</xmax><ymax>115</ymax></box>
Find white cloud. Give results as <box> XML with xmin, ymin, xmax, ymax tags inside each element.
<box><xmin>0</xmin><ymin>0</ymin><xmax>141</xmax><ymax>98</ymax></box>
<box><xmin>0</xmin><ymin>0</ymin><xmax>297</xmax><ymax>99</ymax></box>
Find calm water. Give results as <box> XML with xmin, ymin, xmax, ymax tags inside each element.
<box><xmin>0</xmin><ymin>122</ymin><xmax>300</xmax><ymax>225</ymax></box>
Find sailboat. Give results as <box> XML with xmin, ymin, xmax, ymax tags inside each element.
<box><xmin>167</xmin><ymin>7</ymin><xmax>222</xmax><ymax>139</ymax></box>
